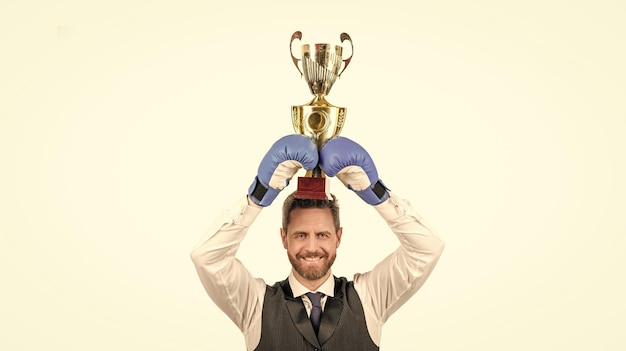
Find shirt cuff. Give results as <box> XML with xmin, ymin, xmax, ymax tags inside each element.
<box><xmin>373</xmin><ymin>192</ymin><xmax>414</xmax><ymax>222</ymax></box>
<box><xmin>221</xmin><ymin>195</ymin><xmax>263</xmax><ymax>227</ymax></box>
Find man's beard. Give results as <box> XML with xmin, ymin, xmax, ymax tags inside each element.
<box><xmin>288</xmin><ymin>251</ymin><xmax>336</xmax><ymax>281</ymax></box>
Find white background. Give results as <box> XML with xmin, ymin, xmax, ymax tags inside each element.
<box><xmin>1</xmin><ymin>1</ymin><xmax>625</xmax><ymax>350</ymax></box>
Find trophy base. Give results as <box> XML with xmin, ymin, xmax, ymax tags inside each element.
<box><xmin>294</xmin><ymin>176</ymin><xmax>331</xmax><ymax>200</ymax></box>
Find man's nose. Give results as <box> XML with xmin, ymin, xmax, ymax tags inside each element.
<box><xmin>306</xmin><ymin>235</ymin><xmax>319</xmax><ymax>251</ymax></box>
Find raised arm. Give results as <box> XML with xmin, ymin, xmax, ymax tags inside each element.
<box><xmin>360</xmin><ymin>193</ymin><xmax>444</xmax><ymax>322</ymax></box>
<box><xmin>190</xmin><ymin>134</ymin><xmax>319</xmax><ymax>335</ymax></box>
<box><xmin>319</xmin><ymin>136</ymin><xmax>445</xmax><ymax>343</ymax></box>
<box><xmin>190</xmin><ymin>196</ymin><xmax>266</xmax><ymax>331</ymax></box>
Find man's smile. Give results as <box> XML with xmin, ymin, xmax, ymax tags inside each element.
<box><xmin>299</xmin><ymin>254</ymin><xmax>326</xmax><ymax>262</ymax></box>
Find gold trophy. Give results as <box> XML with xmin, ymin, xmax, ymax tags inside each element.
<box><xmin>290</xmin><ymin>31</ymin><xmax>353</xmax><ymax>199</ymax></box>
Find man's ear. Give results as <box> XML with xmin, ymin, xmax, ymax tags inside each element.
<box><xmin>280</xmin><ymin>228</ymin><xmax>288</xmax><ymax>249</ymax></box>
<box><xmin>336</xmin><ymin>227</ymin><xmax>343</xmax><ymax>247</ymax></box>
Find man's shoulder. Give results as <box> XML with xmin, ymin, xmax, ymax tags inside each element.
<box><xmin>264</xmin><ymin>278</ymin><xmax>292</xmax><ymax>299</ymax></box>
<box><xmin>333</xmin><ymin>275</ymin><xmax>353</xmax><ymax>287</ymax></box>
<box><xmin>333</xmin><ymin>276</ymin><xmax>358</xmax><ymax>295</ymax></box>
<box><xmin>266</xmin><ymin>278</ymin><xmax>288</xmax><ymax>290</ymax></box>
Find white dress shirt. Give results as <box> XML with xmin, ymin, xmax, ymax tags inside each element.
<box><xmin>191</xmin><ymin>192</ymin><xmax>444</xmax><ymax>350</ymax></box>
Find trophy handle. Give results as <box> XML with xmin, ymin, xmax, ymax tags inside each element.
<box><xmin>290</xmin><ymin>31</ymin><xmax>304</xmax><ymax>77</ymax></box>
<box><xmin>338</xmin><ymin>32</ymin><xmax>353</xmax><ymax>77</ymax></box>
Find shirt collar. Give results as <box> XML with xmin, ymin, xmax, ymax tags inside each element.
<box><xmin>288</xmin><ymin>271</ymin><xmax>335</xmax><ymax>298</ymax></box>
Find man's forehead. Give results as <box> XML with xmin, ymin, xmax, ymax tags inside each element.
<box><xmin>290</xmin><ymin>207</ymin><xmax>333</xmax><ymax>218</ymax></box>
<box><xmin>288</xmin><ymin>207</ymin><xmax>335</xmax><ymax>228</ymax></box>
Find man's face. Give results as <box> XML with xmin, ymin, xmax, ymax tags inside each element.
<box><xmin>281</xmin><ymin>207</ymin><xmax>342</xmax><ymax>284</ymax></box>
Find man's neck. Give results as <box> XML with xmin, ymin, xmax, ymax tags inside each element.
<box><xmin>289</xmin><ymin>270</ymin><xmax>334</xmax><ymax>295</ymax></box>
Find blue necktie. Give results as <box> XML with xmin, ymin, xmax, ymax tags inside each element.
<box><xmin>306</xmin><ymin>292</ymin><xmax>323</xmax><ymax>335</ymax></box>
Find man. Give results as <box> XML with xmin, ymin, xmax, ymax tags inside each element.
<box><xmin>191</xmin><ymin>134</ymin><xmax>444</xmax><ymax>350</ymax></box>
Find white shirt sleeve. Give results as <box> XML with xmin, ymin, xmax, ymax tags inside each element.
<box><xmin>189</xmin><ymin>196</ymin><xmax>266</xmax><ymax>350</ymax></box>
<box><xmin>353</xmin><ymin>192</ymin><xmax>445</xmax><ymax>345</ymax></box>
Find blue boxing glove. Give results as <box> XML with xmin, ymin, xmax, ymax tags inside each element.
<box><xmin>248</xmin><ymin>134</ymin><xmax>318</xmax><ymax>206</ymax></box>
<box><xmin>319</xmin><ymin>136</ymin><xmax>389</xmax><ymax>205</ymax></box>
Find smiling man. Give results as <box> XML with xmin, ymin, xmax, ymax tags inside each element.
<box><xmin>191</xmin><ymin>135</ymin><xmax>445</xmax><ymax>350</ymax></box>
<box><xmin>282</xmin><ymin>201</ymin><xmax>341</xmax><ymax>287</ymax></box>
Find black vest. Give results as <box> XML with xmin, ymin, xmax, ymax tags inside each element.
<box><xmin>254</xmin><ymin>276</ymin><xmax>379</xmax><ymax>351</ymax></box>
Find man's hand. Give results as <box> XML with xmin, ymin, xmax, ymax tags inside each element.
<box><xmin>248</xmin><ymin>134</ymin><xmax>318</xmax><ymax>207</ymax></box>
<box><xmin>319</xmin><ymin>136</ymin><xmax>389</xmax><ymax>205</ymax></box>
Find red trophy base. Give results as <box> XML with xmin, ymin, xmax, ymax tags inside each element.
<box><xmin>294</xmin><ymin>176</ymin><xmax>331</xmax><ymax>200</ymax></box>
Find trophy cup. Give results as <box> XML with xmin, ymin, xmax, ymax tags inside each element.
<box><xmin>290</xmin><ymin>31</ymin><xmax>353</xmax><ymax>199</ymax></box>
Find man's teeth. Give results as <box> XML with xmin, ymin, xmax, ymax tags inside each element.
<box><xmin>304</xmin><ymin>257</ymin><xmax>322</xmax><ymax>261</ymax></box>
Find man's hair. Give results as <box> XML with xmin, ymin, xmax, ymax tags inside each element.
<box><xmin>282</xmin><ymin>192</ymin><xmax>340</xmax><ymax>232</ymax></box>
